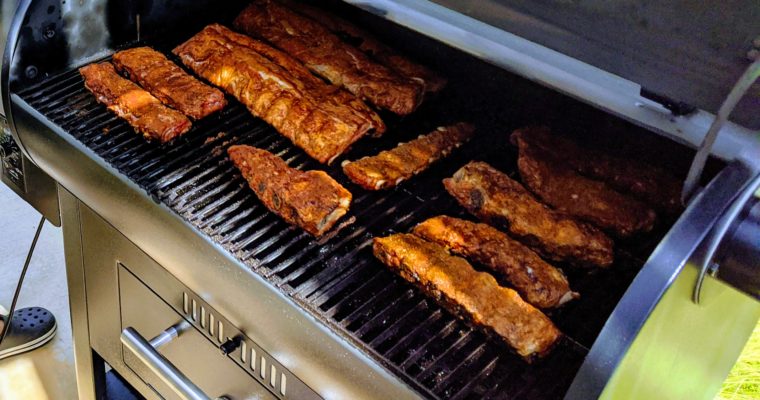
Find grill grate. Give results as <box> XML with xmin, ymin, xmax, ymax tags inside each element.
<box><xmin>17</xmin><ymin>48</ymin><xmax>672</xmax><ymax>399</ymax></box>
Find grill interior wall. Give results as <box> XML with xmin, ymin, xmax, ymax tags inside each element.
<box><xmin>14</xmin><ymin>2</ymin><xmax>715</xmax><ymax>399</ymax></box>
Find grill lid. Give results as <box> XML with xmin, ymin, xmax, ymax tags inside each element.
<box><xmin>429</xmin><ymin>0</ymin><xmax>760</xmax><ymax>130</ymax></box>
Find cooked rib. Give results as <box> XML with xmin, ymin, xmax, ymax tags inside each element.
<box><xmin>373</xmin><ymin>233</ymin><xmax>562</xmax><ymax>359</ymax></box>
<box><xmin>512</xmin><ymin>129</ymin><xmax>657</xmax><ymax>237</ymax></box>
<box><xmin>216</xmin><ymin>26</ymin><xmax>385</xmax><ymax>136</ymax></box>
<box><xmin>79</xmin><ymin>62</ymin><xmax>191</xmax><ymax>143</ymax></box>
<box><xmin>444</xmin><ymin>161</ymin><xmax>613</xmax><ymax>268</ymax></box>
<box><xmin>342</xmin><ymin>123</ymin><xmax>475</xmax><ymax>190</ymax></box>
<box><xmin>279</xmin><ymin>0</ymin><xmax>446</xmax><ymax>93</ymax></box>
<box><xmin>512</xmin><ymin>127</ymin><xmax>682</xmax><ymax>214</ymax></box>
<box><xmin>412</xmin><ymin>216</ymin><xmax>578</xmax><ymax>309</ymax></box>
<box><xmin>112</xmin><ymin>47</ymin><xmax>227</xmax><ymax>120</ymax></box>
<box><xmin>233</xmin><ymin>0</ymin><xmax>424</xmax><ymax>115</ymax></box>
<box><xmin>174</xmin><ymin>24</ymin><xmax>383</xmax><ymax>164</ymax></box>
<box><xmin>228</xmin><ymin>145</ymin><xmax>351</xmax><ymax>237</ymax></box>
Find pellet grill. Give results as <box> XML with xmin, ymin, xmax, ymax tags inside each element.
<box><xmin>1</xmin><ymin>1</ymin><xmax>760</xmax><ymax>399</ymax></box>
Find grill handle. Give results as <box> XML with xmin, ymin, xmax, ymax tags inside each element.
<box><xmin>121</xmin><ymin>325</ymin><xmax>223</xmax><ymax>400</ymax></box>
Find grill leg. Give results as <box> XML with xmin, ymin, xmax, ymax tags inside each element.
<box><xmin>61</xmin><ymin>186</ymin><xmax>99</xmax><ymax>400</ymax></box>
<box><xmin>92</xmin><ymin>350</ymin><xmax>107</xmax><ymax>399</ymax></box>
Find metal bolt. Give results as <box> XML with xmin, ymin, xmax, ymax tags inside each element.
<box><xmin>43</xmin><ymin>27</ymin><xmax>55</xmax><ymax>39</ymax></box>
<box><xmin>707</xmin><ymin>261</ymin><xmax>720</xmax><ymax>277</ymax></box>
<box><xmin>24</xmin><ymin>65</ymin><xmax>38</xmax><ymax>79</ymax></box>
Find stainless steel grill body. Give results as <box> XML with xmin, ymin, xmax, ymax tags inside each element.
<box><xmin>3</xmin><ymin>1</ymin><xmax>760</xmax><ymax>400</ymax></box>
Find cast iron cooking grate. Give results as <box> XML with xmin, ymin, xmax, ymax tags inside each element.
<box><xmin>16</xmin><ymin>47</ymin><xmax>668</xmax><ymax>399</ymax></box>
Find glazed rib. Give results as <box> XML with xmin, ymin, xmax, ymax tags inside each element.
<box><xmin>444</xmin><ymin>161</ymin><xmax>613</xmax><ymax>268</ymax></box>
<box><xmin>79</xmin><ymin>62</ymin><xmax>191</xmax><ymax>143</ymax></box>
<box><xmin>228</xmin><ymin>145</ymin><xmax>351</xmax><ymax>237</ymax></box>
<box><xmin>512</xmin><ymin>129</ymin><xmax>657</xmax><ymax>237</ymax></box>
<box><xmin>280</xmin><ymin>0</ymin><xmax>446</xmax><ymax>93</ymax></box>
<box><xmin>512</xmin><ymin>127</ymin><xmax>682</xmax><ymax>214</ymax></box>
<box><xmin>174</xmin><ymin>24</ymin><xmax>382</xmax><ymax>164</ymax></box>
<box><xmin>373</xmin><ymin>233</ymin><xmax>562</xmax><ymax>359</ymax></box>
<box><xmin>412</xmin><ymin>216</ymin><xmax>578</xmax><ymax>309</ymax></box>
<box><xmin>218</xmin><ymin>26</ymin><xmax>385</xmax><ymax>136</ymax></box>
<box><xmin>233</xmin><ymin>0</ymin><xmax>424</xmax><ymax>115</ymax></box>
<box><xmin>112</xmin><ymin>47</ymin><xmax>227</xmax><ymax>120</ymax></box>
<box><xmin>342</xmin><ymin>123</ymin><xmax>475</xmax><ymax>190</ymax></box>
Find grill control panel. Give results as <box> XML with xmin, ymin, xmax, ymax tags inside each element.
<box><xmin>0</xmin><ymin>117</ymin><xmax>25</xmax><ymax>192</ymax></box>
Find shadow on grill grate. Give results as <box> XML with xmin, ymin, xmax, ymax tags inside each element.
<box><xmin>17</xmin><ymin>47</ymin><xmax>672</xmax><ymax>399</ymax></box>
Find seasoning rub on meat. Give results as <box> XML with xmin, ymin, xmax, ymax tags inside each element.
<box><xmin>228</xmin><ymin>145</ymin><xmax>352</xmax><ymax>237</ymax></box>
<box><xmin>234</xmin><ymin>0</ymin><xmax>424</xmax><ymax>115</ymax></box>
<box><xmin>112</xmin><ymin>47</ymin><xmax>227</xmax><ymax>120</ymax></box>
<box><xmin>512</xmin><ymin>129</ymin><xmax>657</xmax><ymax>237</ymax></box>
<box><xmin>412</xmin><ymin>216</ymin><xmax>578</xmax><ymax>309</ymax></box>
<box><xmin>174</xmin><ymin>24</ymin><xmax>383</xmax><ymax>164</ymax></box>
<box><xmin>444</xmin><ymin>161</ymin><xmax>614</xmax><ymax>268</ymax></box>
<box><xmin>342</xmin><ymin>123</ymin><xmax>475</xmax><ymax>190</ymax></box>
<box><xmin>373</xmin><ymin>233</ymin><xmax>562</xmax><ymax>359</ymax></box>
<box><xmin>79</xmin><ymin>62</ymin><xmax>191</xmax><ymax>143</ymax></box>
<box><xmin>279</xmin><ymin>0</ymin><xmax>446</xmax><ymax>93</ymax></box>
<box><xmin>512</xmin><ymin>126</ymin><xmax>682</xmax><ymax>214</ymax></box>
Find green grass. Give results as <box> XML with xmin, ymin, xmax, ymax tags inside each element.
<box><xmin>717</xmin><ymin>321</ymin><xmax>760</xmax><ymax>400</ymax></box>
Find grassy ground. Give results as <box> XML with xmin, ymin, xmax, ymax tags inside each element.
<box><xmin>717</xmin><ymin>321</ymin><xmax>760</xmax><ymax>400</ymax></box>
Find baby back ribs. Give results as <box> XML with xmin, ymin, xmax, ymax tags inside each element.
<box><xmin>342</xmin><ymin>123</ymin><xmax>475</xmax><ymax>190</ymax></box>
<box><xmin>444</xmin><ymin>161</ymin><xmax>613</xmax><ymax>268</ymax></box>
<box><xmin>512</xmin><ymin>130</ymin><xmax>657</xmax><ymax>237</ymax></box>
<box><xmin>412</xmin><ymin>216</ymin><xmax>578</xmax><ymax>309</ymax></box>
<box><xmin>79</xmin><ymin>62</ymin><xmax>191</xmax><ymax>143</ymax></box>
<box><xmin>372</xmin><ymin>233</ymin><xmax>562</xmax><ymax>360</ymax></box>
<box><xmin>512</xmin><ymin>127</ymin><xmax>682</xmax><ymax>214</ymax></box>
<box><xmin>215</xmin><ymin>26</ymin><xmax>385</xmax><ymax>136</ymax></box>
<box><xmin>279</xmin><ymin>0</ymin><xmax>446</xmax><ymax>93</ymax></box>
<box><xmin>112</xmin><ymin>47</ymin><xmax>227</xmax><ymax>120</ymax></box>
<box><xmin>228</xmin><ymin>145</ymin><xmax>351</xmax><ymax>237</ymax></box>
<box><xmin>174</xmin><ymin>24</ymin><xmax>382</xmax><ymax>164</ymax></box>
<box><xmin>233</xmin><ymin>0</ymin><xmax>424</xmax><ymax>115</ymax></box>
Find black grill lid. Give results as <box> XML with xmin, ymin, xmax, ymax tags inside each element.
<box><xmin>430</xmin><ymin>0</ymin><xmax>760</xmax><ymax>130</ymax></box>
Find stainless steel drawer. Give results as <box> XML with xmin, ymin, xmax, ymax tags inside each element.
<box><xmin>119</xmin><ymin>263</ymin><xmax>276</xmax><ymax>400</ymax></box>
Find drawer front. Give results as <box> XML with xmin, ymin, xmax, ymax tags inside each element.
<box><xmin>119</xmin><ymin>264</ymin><xmax>277</xmax><ymax>400</ymax></box>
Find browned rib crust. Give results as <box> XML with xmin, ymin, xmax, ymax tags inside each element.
<box><xmin>512</xmin><ymin>127</ymin><xmax>682</xmax><ymax>214</ymax></box>
<box><xmin>512</xmin><ymin>130</ymin><xmax>657</xmax><ymax>237</ymax></box>
<box><xmin>174</xmin><ymin>24</ymin><xmax>382</xmax><ymax>164</ymax></box>
<box><xmin>112</xmin><ymin>47</ymin><xmax>227</xmax><ymax>120</ymax></box>
<box><xmin>228</xmin><ymin>145</ymin><xmax>352</xmax><ymax>236</ymax></box>
<box><xmin>373</xmin><ymin>233</ymin><xmax>561</xmax><ymax>359</ymax></box>
<box><xmin>279</xmin><ymin>0</ymin><xmax>446</xmax><ymax>93</ymax></box>
<box><xmin>444</xmin><ymin>161</ymin><xmax>613</xmax><ymax>268</ymax></box>
<box><xmin>342</xmin><ymin>123</ymin><xmax>475</xmax><ymax>190</ymax></box>
<box><xmin>79</xmin><ymin>62</ymin><xmax>191</xmax><ymax>143</ymax></box>
<box><xmin>233</xmin><ymin>0</ymin><xmax>424</xmax><ymax>115</ymax></box>
<box><xmin>217</xmin><ymin>26</ymin><xmax>386</xmax><ymax>136</ymax></box>
<box><xmin>412</xmin><ymin>216</ymin><xmax>578</xmax><ymax>309</ymax></box>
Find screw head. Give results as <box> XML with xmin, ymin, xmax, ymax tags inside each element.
<box><xmin>707</xmin><ymin>261</ymin><xmax>720</xmax><ymax>276</ymax></box>
<box><xmin>24</xmin><ymin>65</ymin><xmax>38</xmax><ymax>79</ymax></box>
